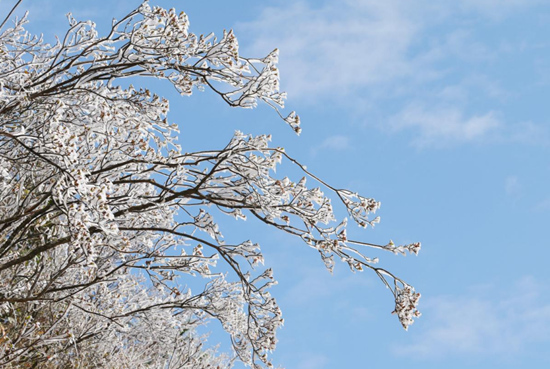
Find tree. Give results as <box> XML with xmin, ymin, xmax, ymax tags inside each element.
<box><xmin>0</xmin><ymin>1</ymin><xmax>421</xmax><ymax>368</ymax></box>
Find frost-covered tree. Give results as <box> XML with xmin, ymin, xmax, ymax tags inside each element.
<box><xmin>0</xmin><ymin>2</ymin><xmax>421</xmax><ymax>368</ymax></box>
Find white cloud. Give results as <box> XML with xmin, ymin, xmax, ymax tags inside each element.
<box><xmin>236</xmin><ymin>0</ymin><xmax>538</xmax><ymax>102</ymax></box>
<box><xmin>390</xmin><ymin>105</ymin><xmax>500</xmax><ymax>146</ymax></box>
<box><xmin>310</xmin><ymin>135</ymin><xmax>351</xmax><ymax>156</ymax></box>
<box><xmin>236</xmin><ymin>0</ymin><xmax>544</xmax><ymax>147</ymax></box>
<box><xmin>395</xmin><ymin>276</ymin><xmax>550</xmax><ymax>359</ymax></box>
<box><xmin>237</xmin><ymin>0</ymin><xmax>422</xmax><ymax>101</ymax></box>
<box><xmin>437</xmin><ymin>29</ymin><xmax>494</xmax><ymax>62</ymax></box>
<box><xmin>319</xmin><ymin>135</ymin><xmax>350</xmax><ymax>150</ymax></box>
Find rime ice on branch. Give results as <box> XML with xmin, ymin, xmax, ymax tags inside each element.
<box><xmin>0</xmin><ymin>2</ymin><xmax>419</xmax><ymax>368</ymax></box>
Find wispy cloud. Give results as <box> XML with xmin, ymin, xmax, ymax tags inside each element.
<box><xmin>318</xmin><ymin>135</ymin><xmax>351</xmax><ymax>151</ymax></box>
<box><xmin>310</xmin><ymin>135</ymin><xmax>351</xmax><ymax>156</ymax></box>
<box><xmin>395</xmin><ymin>276</ymin><xmax>550</xmax><ymax>359</ymax></box>
<box><xmin>237</xmin><ymin>0</ymin><xmax>423</xmax><ymax>101</ymax></box>
<box><xmin>237</xmin><ymin>0</ymin><xmax>544</xmax><ymax>146</ymax></box>
<box><xmin>390</xmin><ymin>105</ymin><xmax>500</xmax><ymax>147</ymax></box>
<box><xmin>237</xmin><ymin>0</ymin><xmax>538</xmax><ymax>101</ymax></box>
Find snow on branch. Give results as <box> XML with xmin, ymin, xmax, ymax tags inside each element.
<box><xmin>0</xmin><ymin>2</ymin><xmax>419</xmax><ymax>368</ymax></box>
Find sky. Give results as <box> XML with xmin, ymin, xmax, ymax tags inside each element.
<box><xmin>3</xmin><ymin>0</ymin><xmax>550</xmax><ymax>368</ymax></box>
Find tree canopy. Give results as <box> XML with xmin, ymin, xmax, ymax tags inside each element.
<box><xmin>0</xmin><ymin>2</ymin><xmax>420</xmax><ymax>368</ymax></box>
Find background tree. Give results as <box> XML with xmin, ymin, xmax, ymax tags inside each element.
<box><xmin>0</xmin><ymin>2</ymin><xmax>420</xmax><ymax>368</ymax></box>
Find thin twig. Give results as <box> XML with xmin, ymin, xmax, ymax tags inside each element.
<box><xmin>0</xmin><ymin>0</ymin><xmax>23</xmax><ymax>32</ymax></box>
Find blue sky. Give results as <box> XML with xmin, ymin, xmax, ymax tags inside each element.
<box><xmin>4</xmin><ymin>0</ymin><xmax>550</xmax><ymax>368</ymax></box>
